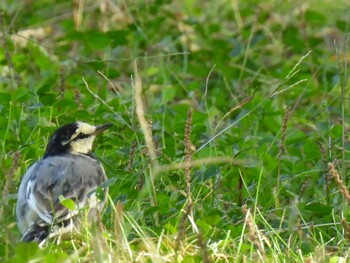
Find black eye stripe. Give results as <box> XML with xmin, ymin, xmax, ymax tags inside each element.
<box><xmin>76</xmin><ymin>133</ymin><xmax>89</xmax><ymax>140</ymax></box>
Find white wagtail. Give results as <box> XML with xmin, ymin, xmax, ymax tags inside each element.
<box><xmin>16</xmin><ymin>121</ymin><xmax>111</xmax><ymax>245</ymax></box>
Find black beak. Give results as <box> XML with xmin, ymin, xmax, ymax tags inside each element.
<box><xmin>95</xmin><ymin>123</ymin><xmax>112</xmax><ymax>134</ymax></box>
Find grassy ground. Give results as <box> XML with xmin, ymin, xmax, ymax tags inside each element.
<box><xmin>1</xmin><ymin>0</ymin><xmax>350</xmax><ymax>262</ymax></box>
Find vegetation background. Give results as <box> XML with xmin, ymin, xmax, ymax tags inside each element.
<box><xmin>0</xmin><ymin>0</ymin><xmax>350</xmax><ymax>262</ymax></box>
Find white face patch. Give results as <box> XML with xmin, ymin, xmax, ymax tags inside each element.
<box><xmin>70</xmin><ymin>135</ymin><xmax>96</xmax><ymax>154</ymax></box>
<box><xmin>64</xmin><ymin>122</ymin><xmax>98</xmax><ymax>155</ymax></box>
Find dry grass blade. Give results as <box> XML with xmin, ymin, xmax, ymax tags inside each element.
<box><xmin>341</xmin><ymin>218</ymin><xmax>350</xmax><ymax>241</ymax></box>
<box><xmin>278</xmin><ymin>106</ymin><xmax>291</xmax><ymax>158</ymax></box>
<box><xmin>175</xmin><ymin>108</ymin><xmax>195</xmax><ymax>260</ymax></box>
<box><xmin>184</xmin><ymin>108</ymin><xmax>193</xmax><ymax>204</ymax></box>
<box><xmin>270</xmin><ymin>50</ymin><xmax>312</xmax><ymax>97</ymax></box>
<box><xmin>133</xmin><ymin>61</ymin><xmax>158</xmax><ymax>169</ymax></box>
<box><xmin>127</xmin><ymin>140</ymin><xmax>137</xmax><ymax>172</ymax></box>
<box><xmin>114</xmin><ymin>201</ymin><xmax>124</xmax><ymax>245</ymax></box>
<box><xmin>156</xmin><ymin>156</ymin><xmax>244</xmax><ymax>173</ymax></box>
<box><xmin>328</xmin><ymin>162</ymin><xmax>350</xmax><ymax>205</ymax></box>
<box><xmin>197</xmin><ymin>233</ymin><xmax>211</xmax><ymax>263</ymax></box>
<box><xmin>318</xmin><ymin>143</ymin><xmax>331</xmax><ymax>201</ymax></box>
<box><xmin>275</xmin><ymin>106</ymin><xmax>292</xmax><ymax>209</ymax></box>
<box><xmin>242</xmin><ymin>205</ymin><xmax>265</xmax><ymax>258</ymax></box>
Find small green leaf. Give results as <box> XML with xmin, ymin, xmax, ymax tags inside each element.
<box><xmin>0</xmin><ymin>92</ymin><xmax>11</xmax><ymax>103</ymax></box>
<box><xmin>36</xmin><ymin>83</ymin><xmax>53</xmax><ymax>96</ymax></box>
<box><xmin>144</xmin><ymin>206</ymin><xmax>160</xmax><ymax>216</ymax></box>
<box><xmin>202</xmin><ymin>165</ymin><xmax>220</xmax><ymax>181</ymax></box>
<box><xmin>100</xmin><ymin>178</ymin><xmax>117</xmax><ymax>188</ymax></box>
<box><xmin>203</xmin><ymin>214</ymin><xmax>221</xmax><ymax>225</ymax></box>
<box><xmin>59</xmin><ymin>195</ymin><xmax>75</xmax><ymax>210</ymax></box>
<box><xmin>106</xmin><ymin>30</ymin><xmax>128</xmax><ymax>46</ymax></box>
<box><xmin>298</xmin><ymin>202</ymin><xmax>332</xmax><ymax>217</ymax></box>
<box><xmin>95</xmin><ymin>186</ymin><xmax>106</xmax><ymax>201</ymax></box>
<box><xmin>39</xmin><ymin>93</ymin><xmax>57</xmax><ymax>106</ymax></box>
<box><xmin>146</xmin><ymin>66</ymin><xmax>159</xmax><ymax>76</ymax></box>
<box><xmin>13</xmin><ymin>86</ymin><xmax>29</xmax><ymax>100</ymax></box>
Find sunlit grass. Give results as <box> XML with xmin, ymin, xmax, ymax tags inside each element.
<box><xmin>1</xmin><ymin>0</ymin><xmax>350</xmax><ymax>262</ymax></box>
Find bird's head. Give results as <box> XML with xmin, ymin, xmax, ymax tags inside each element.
<box><xmin>44</xmin><ymin>122</ymin><xmax>112</xmax><ymax>158</ymax></box>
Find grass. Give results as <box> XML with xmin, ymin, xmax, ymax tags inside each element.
<box><xmin>1</xmin><ymin>0</ymin><xmax>350</xmax><ymax>262</ymax></box>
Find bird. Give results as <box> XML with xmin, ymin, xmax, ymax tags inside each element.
<box><xmin>16</xmin><ymin>121</ymin><xmax>112</xmax><ymax>245</ymax></box>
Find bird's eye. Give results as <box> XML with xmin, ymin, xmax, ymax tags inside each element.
<box><xmin>77</xmin><ymin>133</ymin><xmax>88</xmax><ymax>139</ymax></box>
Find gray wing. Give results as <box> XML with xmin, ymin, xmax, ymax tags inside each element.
<box><xmin>16</xmin><ymin>162</ymin><xmax>41</xmax><ymax>234</ymax></box>
<box><xmin>16</xmin><ymin>155</ymin><xmax>107</xmax><ymax>234</ymax></box>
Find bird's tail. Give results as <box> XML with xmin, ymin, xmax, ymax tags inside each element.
<box><xmin>21</xmin><ymin>222</ymin><xmax>49</xmax><ymax>243</ymax></box>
